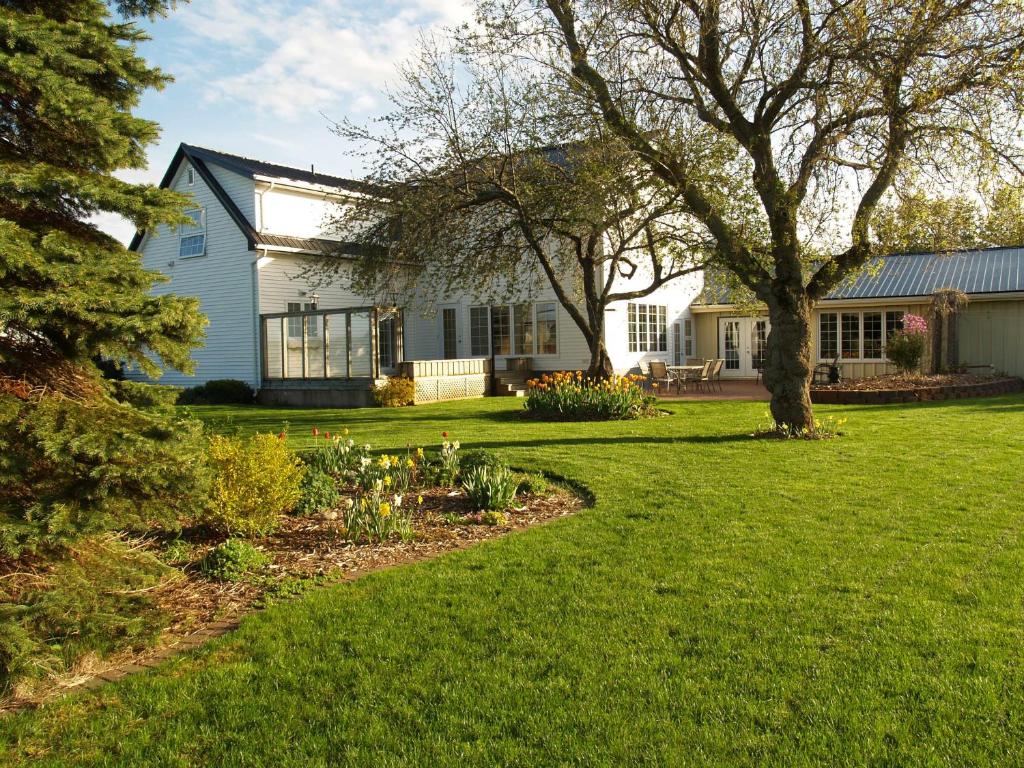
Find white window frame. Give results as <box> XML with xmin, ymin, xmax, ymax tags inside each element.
<box><xmin>469</xmin><ymin>305</ymin><xmax>491</xmax><ymax>356</ymax></box>
<box><xmin>817</xmin><ymin>308</ymin><xmax>906</xmax><ymax>362</ymax></box>
<box><xmin>178</xmin><ymin>208</ymin><xmax>206</xmax><ymax>258</ymax></box>
<box><xmin>628</xmin><ymin>303</ymin><xmax>668</xmax><ymax>353</ymax></box>
<box><xmin>683</xmin><ymin>318</ymin><xmax>695</xmax><ymax>358</ymax></box>
<box><xmin>533</xmin><ymin>302</ymin><xmax>558</xmax><ymax>357</ymax></box>
<box><xmin>287</xmin><ymin>301</ymin><xmax>319</xmax><ymax>340</ymax></box>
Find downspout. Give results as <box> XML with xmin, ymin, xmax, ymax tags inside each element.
<box><xmin>252</xmin><ymin>248</ymin><xmax>268</xmax><ymax>391</ymax></box>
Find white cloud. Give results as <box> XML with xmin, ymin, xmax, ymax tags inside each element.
<box><xmin>180</xmin><ymin>0</ymin><xmax>473</xmax><ymax>121</ymax></box>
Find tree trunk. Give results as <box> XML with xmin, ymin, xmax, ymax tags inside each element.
<box><xmin>586</xmin><ymin>336</ymin><xmax>615</xmax><ymax>378</ymax></box>
<box><xmin>762</xmin><ymin>293</ymin><xmax>815</xmax><ymax>433</ymax></box>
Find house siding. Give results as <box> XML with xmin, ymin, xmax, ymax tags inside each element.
<box><xmin>959</xmin><ymin>299</ymin><xmax>1024</xmax><ymax>377</ymax></box>
<box><xmin>128</xmin><ymin>161</ymin><xmax>258</xmax><ymax>387</ymax></box>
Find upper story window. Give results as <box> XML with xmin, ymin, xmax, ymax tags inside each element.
<box><xmin>178</xmin><ymin>208</ymin><xmax>206</xmax><ymax>258</ymax></box>
<box><xmin>186</xmin><ymin>166</ymin><xmax>195</xmax><ymax>185</ymax></box>
<box><xmin>628</xmin><ymin>303</ymin><xmax>668</xmax><ymax>353</ymax></box>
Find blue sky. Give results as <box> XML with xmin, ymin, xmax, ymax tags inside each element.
<box><xmin>101</xmin><ymin>0</ymin><xmax>471</xmax><ymax>243</ymax></box>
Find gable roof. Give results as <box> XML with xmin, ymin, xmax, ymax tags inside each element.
<box><xmin>697</xmin><ymin>245</ymin><xmax>1024</xmax><ymax>305</ymax></box>
<box><xmin>128</xmin><ymin>143</ymin><xmax>372</xmax><ymax>254</ymax></box>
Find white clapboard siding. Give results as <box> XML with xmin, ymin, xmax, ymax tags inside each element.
<box><xmin>128</xmin><ymin>160</ymin><xmax>259</xmax><ymax>387</ymax></box>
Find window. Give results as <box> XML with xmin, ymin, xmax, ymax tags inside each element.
<box><xmin>841</xmin><ymin>312</ymin><xmax>860</xmax><ymax>359</ymax></box>
<box><xmin>627</xmin><ymin>303</ymin><xmax>668</xmax><ymax>352</ymax></box>
<box><xmin>491</xmin><ymin>306</ymin><xmax>511</xmax><ymax>355</ymax></box>
<box><xmin>378</xmin><ymin>315</ymin><xmax>396</xmax><ymax>369</ymax></box>
<box><xmin>470</xmin><ymin>306</ymin><xmax>490</xmax><ymax>356</ymax></box>
<box><xmin>819</xmin><ymin>309</ymin><xmax>905</xmax><ymax>361</ymax></box>
<box><xmin>819</xmin><ymin>312</ymin><xmax>839</xmax><ymax>360</ymax></box>
<box><xmin>863</xmin><ymin>312</ymin><xmax>883</xmax><ymax>359</ymax></box>
<box><xmin>683</xmin><ymin>318</ymin><xmax>694</xmax><ymax>358</ymax></box>
<box><xmin>536</xmin><ymin>303</ymin><xmax>557</xmax><ymax>354</ymax></box>
<box><xmin>186</xmin><ymin>166</ymin><xmax>195</xmax><ymax>185</ymax></box>
<box><xmin>179</xmin><ymin>208</ymin><xmax>205</xmax><ymax>258</ymax></box>
<box><xmin>513</xmin><ymin>304</ymin><xmax>533</xmax><ymax>355</ymax></box>
<box><xmin>287</xmin><ymin>301</ymin><xmax>318</xmax><ymax>339</ymax></box>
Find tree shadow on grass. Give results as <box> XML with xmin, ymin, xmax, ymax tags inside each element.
<box><xmin>462</xmin><ymin>433</ymin><xmax>755</xmax><ymax>450</ymax></box>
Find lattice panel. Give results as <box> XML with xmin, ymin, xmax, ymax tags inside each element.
<box><xmin>414</xmin><ymin>374</ymin><xmax>487</xmax><ymax>403</ymax></box>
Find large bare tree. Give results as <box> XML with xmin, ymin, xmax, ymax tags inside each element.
<box><xmin>487</xmin><ymin>0</ymin><xmax>1024</xmax><ymax>431</ymax></box>
<box><xmin>323</xmin><ymin>40</ymin><xmax>719</xmax><ymax>375</ymax></box>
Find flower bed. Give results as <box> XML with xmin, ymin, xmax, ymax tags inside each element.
<box><xmin>1</xmin><ymin>431</ymin><xmax>583</xmax><ymax>712</ymax></box>
<box><xmin>811</xmin><ymin>373</ymin><xmax>1023</xmax><ymax>404</ymax></box>
<box><xmin>523</xmin><ymin>371</ymin><xmax>658</xmax><ymax>420</ymax></box>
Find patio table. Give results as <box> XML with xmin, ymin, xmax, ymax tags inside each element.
<box><xmin>666</xmin><ymin>365</ymin><xmax>704</xmax><ymax>392</ymax></box>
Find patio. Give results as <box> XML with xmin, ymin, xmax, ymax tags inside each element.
<box><xmin>656</xmin><ymin>379</ymin><xmax>770</xmax><ymax>401</ymax></box>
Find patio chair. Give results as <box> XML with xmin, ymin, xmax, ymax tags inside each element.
<box><xmin>648</xmin><ymin>360</ymin><xmax>677</xmax><ymax>394</ymax></box>
<box><xmin>812</xmin><ymin>356</ymin><xmax>840</xmax><ymax>385</ymax></box>
<box><xmin>685</xmin><ymin>357</ymin><xmax>704</xmax><ymax>367</ymax></box>
<box><xmin>692</xmin><ymin>359</ymin><xmax>714</xmax><ymax>392</ymax></box>
<box><xmin>710</xmin><ymin>359</ymin><xmax>725</xmax><ymax>391</ymax></box>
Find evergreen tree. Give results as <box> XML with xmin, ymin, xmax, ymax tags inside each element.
<box><xmin>0</xmin><ymin>0</ymin><xmax>204</xmax><ymax>380</ymax></box>
<box><xmin>0</xmin><ymin>0</ymin><xmax>209</xmax><ymax>556</ymax></box>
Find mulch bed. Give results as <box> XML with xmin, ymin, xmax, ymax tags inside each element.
<box><xmin>811</xmin><ymin>373</ymin><xmax>1023</xmax><ymax>404</ymax></box>
<box><xmin>2</xmin><ymin>485</ymin><xmax>583</xmax><ymax>714</ymax></box>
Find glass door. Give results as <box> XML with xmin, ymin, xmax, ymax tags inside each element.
<box><xmin>441</xmin><ymin>306</ymin><xmax>458</xmax><ymax>359</ymax></box>
<box><xmin>751</xmin><ymin>319</ymin><xmax>768</xmax><ymax>376</ymax></box>
<box><xmin>721</xmin><ymin>319</ymin><xmax>742</xmax><ymax>374</ymax></box>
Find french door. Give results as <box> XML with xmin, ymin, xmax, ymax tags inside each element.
<box><xmin>718</xmin><ymin>317</ymin><xmax>770</xmax><ymax>378</ymax></box>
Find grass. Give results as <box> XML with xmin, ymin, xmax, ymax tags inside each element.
<box><xmin>3</xmin><ymin>395</ymin><xmax>1024</xmax><ymax>766</ymax></box>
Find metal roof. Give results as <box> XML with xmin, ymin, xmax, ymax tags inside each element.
<box><xmin>697</xmin><ymin>246</ymin><xmax>1024</xmax><ymax>305</ymax></box>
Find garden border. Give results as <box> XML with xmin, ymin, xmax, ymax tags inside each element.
<box><xmin>810</xmin><ymin>376</ymin><xmax>1023</xmax><ymax>405</ymax></box>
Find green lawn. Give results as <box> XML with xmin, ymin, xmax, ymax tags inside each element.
<box><xmin>4</xmin><ymin>395</ymin><xmax>1024</xmax><ymax>766</ymax></box>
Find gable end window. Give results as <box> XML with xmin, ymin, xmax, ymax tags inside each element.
<box><xmin>179</xmin><ymin>208</ymin><xmax>206</xmax><ymax>258</ymax></box>
<box><xmin>186</xmin><ymin>166</ymin><xmax>195</xmax><ymax>185</ymax></box>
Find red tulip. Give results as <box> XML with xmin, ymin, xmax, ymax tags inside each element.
<box><xmin>324</xmin><ymin>431</ymin><xmax>331</xmax><ymax>440</ymax></box>
<box><xmin>278</xmin><ymin>431</ymin><xmax>286</xmax><ymax>440</ymax></box>
<box><xmin>442</xmin><ymin>431</ymin><xmax>448</xmax><ymax>438</ymax></box>
<box><xmin>312</xmin><ymin>426</ymin><xmax>319</xmax><ymax>437</ymax></box>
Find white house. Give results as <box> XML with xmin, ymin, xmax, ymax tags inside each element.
<box><xmin>131</xmin><ymin>144</ymin><xmax>1024</xmax><ymax>405</ymax></box>
<box><xmin>129</xmin><ymin>144</ymin><xmax>704</xmax><ymax>405</ymax></box>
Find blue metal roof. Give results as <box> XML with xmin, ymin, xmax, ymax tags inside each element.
<box><xmin>830</xmin><ymin>246</ymin><xmax>1024</xmax><ymax>299</ymax></box>
<box><xmin>697</xmin><ymin>246</ymin><xmax>1024</xmax><ymax>304</ymax></box>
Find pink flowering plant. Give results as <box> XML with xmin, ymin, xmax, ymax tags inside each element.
<box><xmin>885</xmin><ymin>313</ymin><xmax>928</xmax><ymax>372</ymax></box>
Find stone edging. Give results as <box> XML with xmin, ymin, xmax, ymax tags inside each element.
<box><xmin>810</xmin><ymin>377</ymin><xmax>1023</xmax><ymax>405</ymax></box>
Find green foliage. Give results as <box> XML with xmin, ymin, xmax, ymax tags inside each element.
<box><xmin>107</xmin><ymin>380</ymin><xmax>182</xmax><ymax>410</ymax></box>
<box><xmin>372</xmin><ymin>376</ymin><xmax>416</xmax><ymax>407</ymax></box>
<box><xmin>342</xmin><ymin>487</ymin><xmax>414</xmax><ymax>543</ymax></box>
<box><xmin>524</xmin><ymin>371</ymin><xmax>657</xmax><ymax>421</ymax></box>
<box><xmin>203</xmin><ymin>434</ymin><xmax>305</xmax><ymax>537</ymax></box>
<box><xmin>0</xmin><ymin>2</ymin><xmax>205</xmax><ymax>380</ymax></box>
<box><xmin>0</xmin><ymin>392</ymin><xmax>211</xmax><ymax>557</ymax></box>
<box><xmin>886</xmin><ymin>331</ymin><xmax>928</xmax><ymax>373</ymax></box>
<box><xmin>462</xmin><ymin>465</ymin><xmax>518</xmax><ymax>512</ymax></box>
<box><xmin>0</xmin><ymin>534</ymin><xmax>170</xmax><ymax>697</ymax></box>
<box><xmin>516</xmin><ymin>472</ymin><xmax>550</xmax><ymax>496</ymax></box>
<box><xmin>302</xmin><ymin>436</ymin><xmax>367</xmax><ymax>477</ymax></box>
<box><xmin>200</xmin><ymin>539</ymin><xmax>269</xmax><ymax>582</ymax></box>
<box><xmin>295</xmin><ymin>470</ymin><xmax>341</xmax><ymax>517</ymax></box>
<box><xmin>160</xmin><ymin>538</ymin><xmax>194</xmax><ymax>566</ymax></box>
<box><xmin>178</xmin><ymin>379</ymin><xmax>255</xmax><ymax>406</ymax></box>
<box><xmin>460</xmin><ymin>449</ymin><xmax>508</xmax><ymax>476</ymax></box>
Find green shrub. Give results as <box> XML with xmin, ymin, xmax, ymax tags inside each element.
<box><xmin>460</xmin><ymin>449</ymin><xmax>507</xmax><ymax>476</ymax></box>
<box><xmin>462</xmin><ymin>465</ymin><xmax>518</xmax><ymax>512</ymax></box>
<box><xmin>524</xmin><ymin>371</ymin><xmax>657</xmax><ymax>420</ymax></box>
<box><xmin>108</xmin><ymin>380</ymin><xmax>182</xmax><ymax>409</ymax></box>
<box><xmin>161</xmin><ymin>538</ymin><xmax>194</xmax><ymax>566</ymax></box>
<box><xmin>295</xmin><ymin>469</ymin><xmax>341</xmax><ymax>517</ymax></box>
<box><xmin>516</xmin><ymin>472</ymin><xmax>550</xmax><ymax>496</ymax></box>
<box><xmin>372</xmin><ymin>376</ymin><xmax>415</xmax><ymax>407</ymax></box>
<box><xmin>0</xmin><ymin>392</ymin><xmax>211</xmax><ymax>557</ymax></box>
<box><xmin>203</xmin><ymin>433</ymin><xmax>305</xmax><ymax>536</ymax></box>
<box><xmin>178</xmin><ymin>379</ymin><xmax>254</xmax><ymax>405</ymax></box>
<box><xmin>0</xmin><ymin>535</ymin><xmax>170</xmax><ymax>697</ymax></box>
<box><xmin>200</xmin><ymin>539</ymin><xmax>269</xmax><ymax>582</ymax></box>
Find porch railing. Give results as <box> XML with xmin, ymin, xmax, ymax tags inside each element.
<box><xmin>260</xmin><ymin>306</ymin><xmax>403</xmax><ymax>382</ymax></box>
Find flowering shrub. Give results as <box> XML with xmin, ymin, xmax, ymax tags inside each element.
<box><xmin>204</xmin><ymin>433</ymin><xmax>305</xmax><ymax>536</ymax></box>
<box><xmin>373</xmin><ymin>376</ymin><xmax>416</xmax><ymax>407</ymax></box>
<box><xmin>524</xmin><ymin>371</ymin><xmax>657</xmax><ymax>420</ymax></box>
<box><xmin>886</xmin><ymin>313</ymin><xmax>928</xmax><ymax>372</ymax></box>
<box><xmin>462</xmin><ymin>465</ymin><xmax>519</xmax><ymax>512</ymax></box>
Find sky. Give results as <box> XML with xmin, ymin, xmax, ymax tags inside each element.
<box><xmin>99</xmin><ymin>0</ymin><xmax>472</xmax><ymax>243</ymax></box>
